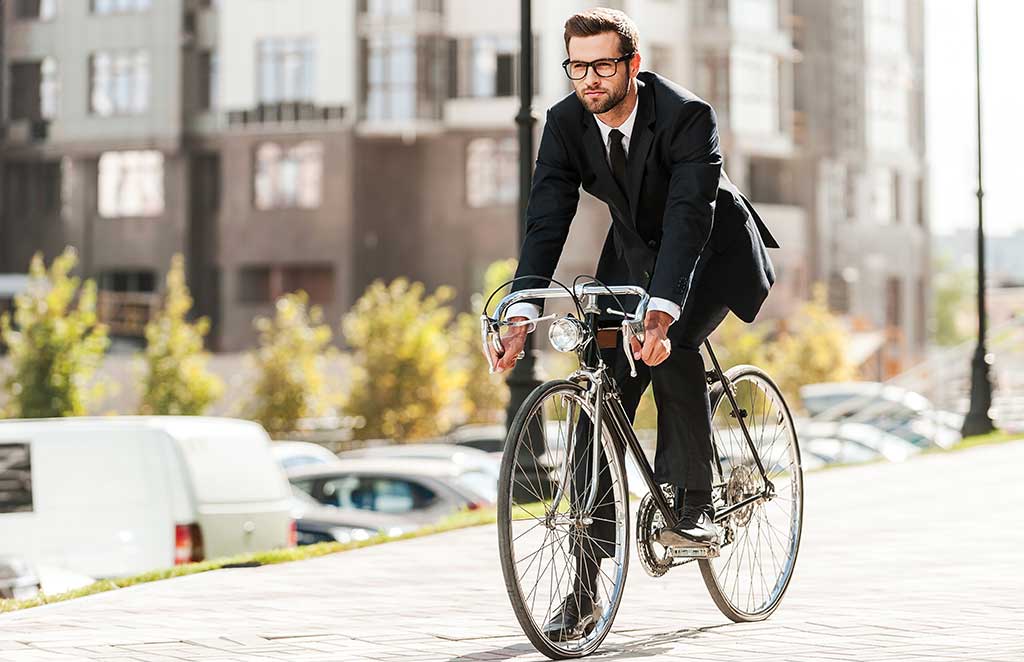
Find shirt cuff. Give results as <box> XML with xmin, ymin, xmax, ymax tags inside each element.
<box><xmin>506</xmin><ymin>302</ymin><xmax>541</xmax><ymax>332</ymax></box>
<box><xmin>647</xmin><ymin>297</ymin><xmax>681</xmax><ymax>324</ymax></box>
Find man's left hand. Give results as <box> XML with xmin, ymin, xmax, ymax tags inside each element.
<box><xmin>629</xmin><ymin>310</ymin><xmax>673</xmax><ymax>367</ymax></box>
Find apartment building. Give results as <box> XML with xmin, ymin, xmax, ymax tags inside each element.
<box><xmin>793</xmin><ymin>0</ymin><xmax>930</xmax><ymax>374</ymax></box>
<box><xmin>1</xmin><ymin>0</ymin><xmax>929</xmax><ymax>361</ymax></box>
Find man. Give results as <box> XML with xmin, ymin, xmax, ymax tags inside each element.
<box><xmin>489</xmin><ymin>8</ymin><xmax>780</xmax><ymax>637</ymax></box>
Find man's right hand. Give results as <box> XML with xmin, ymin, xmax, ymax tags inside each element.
<box><xmin>489</xmin><ymin>316</ymin><xmax>531</xmax><ymax>373</ymax></box>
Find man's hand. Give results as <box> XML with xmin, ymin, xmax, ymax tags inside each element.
<box><xmin>489</xmin><ymin>316</ymin><xmax>531</xmax><ymax>373</ymax></box>
<box><xmin>629</xmin><ymin>310</ymin><xmax>673</xmax><ymax>367</ymax></box>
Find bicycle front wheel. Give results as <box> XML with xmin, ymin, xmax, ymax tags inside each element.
<box><xmin>497</xmin><ymin>379</ymin><xmax>629</xmax><ymax>659</ymax></box>
<box><xmin>699</xmin><ymin>365</ymin><xmax>804</xmax><ymax>622</ymax></box>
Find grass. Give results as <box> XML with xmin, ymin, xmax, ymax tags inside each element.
<box><xmin>0</xmin><ymin>507</ymin><xmax>497</xmax><ymax>614</ymax></box>
<box><xmin>5</xmin><ymin>431</ymin><xmax>1021</xmax><ymax>615</ymax></box>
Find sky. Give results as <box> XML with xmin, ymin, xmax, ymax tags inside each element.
<box><xmin>925</xmin><ymin>0</ymin><xmax>1024</xmax><ymax>237</ymax></box>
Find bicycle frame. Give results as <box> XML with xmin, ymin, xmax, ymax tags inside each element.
<box><xmin>485</xmin><ymin>283</ymin><xmax>776</xmax><ymax>530</ymax></box>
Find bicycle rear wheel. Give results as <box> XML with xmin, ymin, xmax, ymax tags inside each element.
<box><xmin>497</xmin><ymin>379</ymin><xmax>629</xmax><ymax>659</ymax></box>
<box><xmin>699</xmin><ymin>365</ymin><xmax>804</xmax><ymax>621</ymax></box>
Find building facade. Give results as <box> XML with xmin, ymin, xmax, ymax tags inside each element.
<box><xmin>1</xmin><ymin>0</ymin><xmax>929</xmax><ymax>361</ymax></box>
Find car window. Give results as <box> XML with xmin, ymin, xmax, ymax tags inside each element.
<box><xmin>281</xmin><ymin>455</ymin><xmax>327</xmax><ymax>470</ymax></box>
<box><xmin>459</xmin><ymin>439</ymin><xmax>504</xmax><ymax>453</ymax></box>
<box><xmin>321</xmin><ymin>475</ymin><xmax>436</xmax><ymax>513</ymax></box>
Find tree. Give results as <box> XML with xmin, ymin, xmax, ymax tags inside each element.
<box><xmin>932</xmin><ymin>254</ymin><xmax>974</xmax><ymax>346</ymax></box>
<box><xmin>453</xmin><ymin>259</ymin><xmax>517</xmax><ymax>424</ymax></box>
<box><xmin>769</xmin><ymin>283</ymin><xmax>856</xmax><ymax>405</ymax></box>
<box><xmin>342</xmin><ymin>278</ymin><xmax>464</xmax><ymax>441</ymax></box>
<box><xmin>246</xmin><ymin>292</ymin><xmax>334</xmax><ymax>437</ymax></box>
<box><xmin>0</xmin><ymin>249</ymin><xmax>109</xmax><ymax>418</ymax></box>
<box><xmin>139</xmin><ymin>254</ymin><xmax>223</xmax><ymax>416</ymax></box>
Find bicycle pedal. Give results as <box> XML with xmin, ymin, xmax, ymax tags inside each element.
<box><xmin>667</xmin><ymin>543</ymin><xmax>720</xmax><ymax>559</ymax></box>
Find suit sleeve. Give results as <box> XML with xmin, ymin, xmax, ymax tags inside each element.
<box><xmin>648</xmin><ymin>102</ymin><xmax>722</xmax><ymax>309</ymax></box>
<box><xmin>510</xmin><ymin>110</ymin><xmax>582</xmax><ymax>311</ymax></box>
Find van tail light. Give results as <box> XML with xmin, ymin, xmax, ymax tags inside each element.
<box><xmin>287</xmin><ymin>520</ymin><xmax>298</xmax><ymax>547</ymax></box>
<box><xmin>175</xmin><ymin>523</ymin><xmax>204</xmax><ymax>564</ymax></box>
<box><xmin>467</xmin><ymin>501</ymin><xmax>482</xmax><ymax>511</ymax></box>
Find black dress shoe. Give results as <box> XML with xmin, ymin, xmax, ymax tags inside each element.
<box><xmin>542</xmin><ymin>591</ymin><xmax>603</xmax><ymax>641</ymax></box>
<box><xmin>656</xmin><ymin>491</ymin><xmax>718</xmax><ymax>547</ymax></box>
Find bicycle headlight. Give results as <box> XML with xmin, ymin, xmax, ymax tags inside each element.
<box><xmin>548</xmin><ymin>316</ymin><xmax>585</xmax><ymax>353</ymax></box>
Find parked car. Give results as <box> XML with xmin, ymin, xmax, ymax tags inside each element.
<box><xmin>289</xmin><ymin>458</ymin><xmax>493</xmax><ymax>525</ymax></box>
<box><xmin>339</xmin><ymin>443</ymin><xmax>500</xmax><ymax>480</ymax></box>
<box><xmin>0</xmin><ymin>417</ymin><xmax>295</xmax><ymax>579</ymax></box>
<box><xmin>800</xmin><ymin>382</ymin><xmax>961</xmax><ymax>449</ymax></box>
<box><xmin>0</xmin><ymin>556</ymin><xmax>40</xmax><ymax>600</ymax></box>
<box><xmin>272</xmin><ymin>440</ymin><xmax>343</xmax><ymax>472</ymax></box>
<box><xmin>797</xmin><ymin>419</ymin><xmax>921</xmax><ymax>463</ymax></box>
<box><xmin>802</xmin><ymin>438</ymin><xmax>882</xmax><ymax>465</ymax></box>
<box><xmin>446</xmin><ymin>424</ymin><xmax>506</xmax><ymax>455</ymax></box>
<box><xmin>289</xmin><ymin>488</ymin><xmax>415</xmax><ymax>545</ymax></box>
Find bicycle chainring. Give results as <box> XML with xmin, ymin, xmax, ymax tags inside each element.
<box><xmin>636</xmin><ymin>487</ymin><xmax>674</xmax><ymax>578</ymax></box>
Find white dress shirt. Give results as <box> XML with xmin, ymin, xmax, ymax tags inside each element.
<box><xmin>508</xmin><ymin>92</ymin><xmax>683</xmax><ymax>325</ymax></box>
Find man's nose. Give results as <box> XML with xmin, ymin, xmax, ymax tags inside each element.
<box><xmin>584</xmin><ymin>66</ymin><xmax>601</xmax><ymax>86</ymax></box>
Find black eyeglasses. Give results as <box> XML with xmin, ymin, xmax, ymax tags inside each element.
<box><xmin>561</xmin><ymin>52</ymin><xmax>634</xmax><ymax>80</ymax></box>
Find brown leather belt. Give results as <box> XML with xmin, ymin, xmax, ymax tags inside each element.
<box><xmin>596</xmin><ymin>328</ymin><xmax>620</xmax><ymax>349</ymax></box>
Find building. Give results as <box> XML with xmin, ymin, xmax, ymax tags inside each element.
<box><xmin>791</xmin><ymin>0</ymin><xmax>930</xmax><ymax>376</ymax></box>
<box><xmin>1</xmin><ymin>0</ymin><xmax>929</xmax><ymax>360</ymax></box>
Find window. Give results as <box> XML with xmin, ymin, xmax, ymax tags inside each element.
<box><xmin>365</xmin><ymin>32</ymin><xmax>416</xmax><ymax>120</ymax></box>
<box><xmin>449</xmin><ymin>36</ymin><xmax>519</xmax><ymax>99</ymax></box>
<box><xmin>695</xmin><ymin>52</ymin><xmax>729</xmax><ymax>115</ymax></box>
<box><xmin>91</xmin><ymin>0</ymin><xmax>152</xmax><ymax>14</ymax></box>
<box><xmin>886</xmin><ymin>277</ymin><xmax>902</xmax><ymax>328</ymax></box>
<box><xmin>4</xmin><ymin>161</ymin><xmax>62</xmax><ymax>217</ymax></box>
<box><xmin>730</xmin><ymin>48</ymin><xmax>779</xmax><ymax>135</ymax></box>
<box><xmin>253</xmin><ymin>141</ymin><xmax>322</xmax><ymax>210</ymax></box>
<box><xmin>15</xmin><ymin>0</ymin><xmax>56</xmax><ymax>20</ymax></box>
<box><xmin>198</xmin><ymin>50</ymin><xmax>218</xmax><ymax>111</ymax></box>
<box><xmin>466</xmin><ymin>137</ymin><xmax>516</xmax><ymax>208</ymax></box>
<box><xmin>872</xmin><ymin>168</ymin><xmax>895</xmax><ymax>224</ymax></box>
<box><xmin>10</xmin><ymin>58</ymin><xmax>58</xmax><ymax>121</ymax></box>
<box><xmin>0</xmin><ymin>444</ymin><xmax>33</xmax><ymax>514</ymax></box>
<box><xmin>238</xmin><ymin>266</ymin><xmax>272</xmax><ymax>303</ymax></box>
<box><xmin>257</xmin><ymin>38</ymin><xmax>315</xmax><ymax>104</ymax></box>
<box><xmin>729</xmin><ymin>0</ymin><xmax>778</xmax><ymax>31</ymax></box>
<box><xmin>238</xmin><ymin>264</ymin><xmax>334</xmax><ymax>304</ymax></box>
<box><xmin>90</xmin><ymin>51</ymin><xmax>150</xmax><ymax>116</ymax></box>
<box><xmin>321</xmin><ymin>475</ymin><xmax>437</xmax><ymax>514</ymax></box>
<box><xmin>98</xmin><ymin>151</ymin><xmax>165</xmax><ymax>218</ymax></box>
<box><xmin>98</xmin><ymin>270</ymin><xmax>156</xmax><ymax>293</ymax></box>
<box><xmin>282</xmin><ymin>265</ymin><xmax>334</xmax><ymax>304</ymax></box>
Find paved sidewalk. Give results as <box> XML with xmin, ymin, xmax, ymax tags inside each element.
<box><xmin>2</xmin><ymin>441</ymin><xmax>1024</xmax><ymax>661</ymax></box>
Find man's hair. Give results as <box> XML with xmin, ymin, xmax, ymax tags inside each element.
<box><xmin>563</xmin><ymin>7</ymin><xmax>639</xmax><ymax>57</ymax></box>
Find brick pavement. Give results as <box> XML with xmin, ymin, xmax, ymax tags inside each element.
<box><xmin>2</xmin><ymin>441</ymin><xmax>1023</xmax><ymax>661</ymax></box>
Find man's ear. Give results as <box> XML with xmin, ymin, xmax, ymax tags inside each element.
<box><xmin>630</xmin><ymin>51</ymin><xmax>642</xmax><ymax>76</ymax></box>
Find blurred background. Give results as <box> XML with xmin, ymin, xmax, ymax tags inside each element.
<box><xmin>0</xmin><ymin>0</ymin><xmax>1022</xmax><ymax>598</ymax></box>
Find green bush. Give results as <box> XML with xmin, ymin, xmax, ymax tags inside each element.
<box><xmin>342</xmin><ymin>278</ymin><xmax>464</xmax><ymax>441</ymax></box>
<box><xmin>139</xmin><ymin>254</ymin><xmax>223</xmax><ymax>415</ymax></box>
<box><xmin>246</xmin><ymin>292</ymin><xmax>334</xmax><ymax>437</ymax></box>
<box><xmin>0</xmin><ymin>249</ymin><xmax>109</xmax><ymax>418</ymax></box>
<box><xmin>453</xmin><ymin>259</ymin><xmax>517</xmax><ymax>425</ymax></box>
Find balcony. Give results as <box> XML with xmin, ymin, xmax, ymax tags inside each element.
<box><xmin>97</xmin><ymin>291</ymin><xmax>161</xmax><ymax>338</ymax></box>
<box><xmin>188</xmin><ymin>103</ymin><xmax>348</xmax><ymax>135</ymax></box>
<box><xmin>3</xmin><ymin>119</ymin><xmax>50</xmax><ymax>145</ymax></box>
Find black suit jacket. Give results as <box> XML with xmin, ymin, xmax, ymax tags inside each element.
<box><xmin>512</xmin><ymin>71</ymin><xmax>779</xmax><ymax>323</ymax></box>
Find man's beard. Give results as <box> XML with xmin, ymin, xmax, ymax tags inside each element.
<box><xmin>577</xmin><ymin>79</ymin><xmax>629</xmax><ymax>115</ymax></box>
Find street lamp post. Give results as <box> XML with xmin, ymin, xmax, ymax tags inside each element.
<box><xmin>505</xmin><ymin>0</ymin><xmax>551</xmax><ymax>501</ymax></box>
<box><xmin>962</xmin><ymin>0</ymin><xmax>996</xmax><ymax>437</ymax></box>
<box><xmin>506</xmin><ymin>0</ymin><xmax>541</xmax><ymax>428</ymax></box>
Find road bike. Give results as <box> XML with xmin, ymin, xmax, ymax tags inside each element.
<box><xmin>481</xmin><ymin>278</ymin><xmax>804</xmax><ymax>659</ymax></box>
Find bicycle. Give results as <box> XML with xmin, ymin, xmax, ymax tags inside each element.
<box><xmin>481</xmin><ymin>278</ymin><xmax>804</xmax><ymax>659</ymax></box>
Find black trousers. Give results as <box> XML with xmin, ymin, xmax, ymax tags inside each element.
<box><xmin>573</xmin><ymin>250</ymin><xmax>730</xmax><ymax>561</ymax></box>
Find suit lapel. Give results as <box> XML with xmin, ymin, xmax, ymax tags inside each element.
<box><xmin>582</xmin><ymin>117</ymin><xmax>630</xmax><ymax>217</ymax></box>
<box><xmin>626</xmin><ymin>80</ymin><xmax>655</xmax><ymax>223</ymax></box>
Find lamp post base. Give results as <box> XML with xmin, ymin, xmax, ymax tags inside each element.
<box><xmin>961</xmin><ymin>342</ymin><xmax>996</xmax><ymax>437</ymax></box>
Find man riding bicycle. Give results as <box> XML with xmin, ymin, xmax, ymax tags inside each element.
<box><xmin>487</xmin><ymin>7</ymin><xmax>780</xmax><ymax>639</ymax></box>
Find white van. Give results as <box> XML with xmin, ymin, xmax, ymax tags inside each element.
<box><xmin>0</xmin><ymin>417</ymin><xmax>295</xmax><ymax>578</ymax></box>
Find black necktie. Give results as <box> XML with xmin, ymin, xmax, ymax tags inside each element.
<box><xmin>608</xmin><ymin>129</ymin><xmax>628</xmax><ymax>195</ymax></box>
